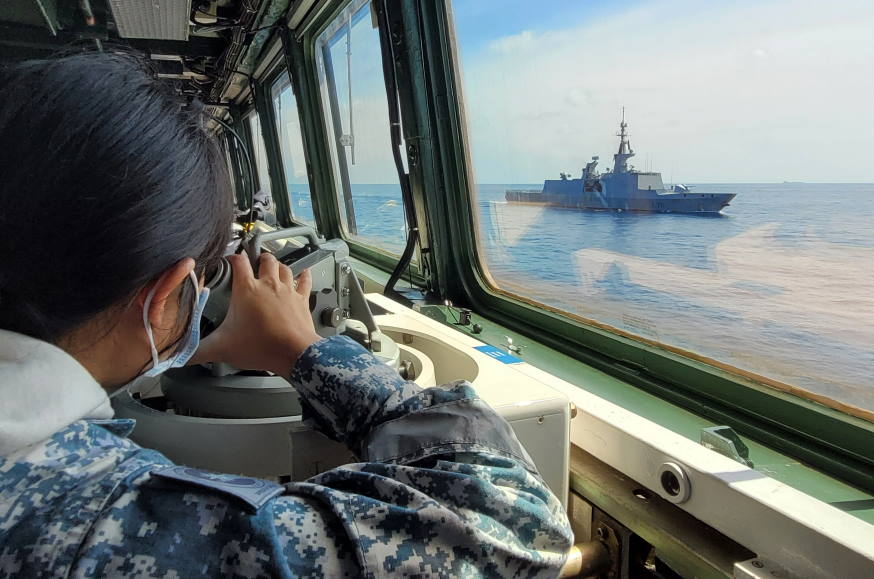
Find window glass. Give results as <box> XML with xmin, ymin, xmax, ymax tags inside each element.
<box><xmin>451</xmin><ymin>0</ymin><xmax>874</xmax><ymax>412</ymax></box>
<box><xmin>272</xmin><ymin>77</ymin><xmax>316</xmax><ymax>226</ymax></box>
<box><xmin>316</xmin><ymin>0</ymin><xmax>407</xmax><ymax>254</ymax></box>
<box><xmin>247</xmin><ymin>112</ymin><xmax>272</xmax><ymax>197</ymax></box>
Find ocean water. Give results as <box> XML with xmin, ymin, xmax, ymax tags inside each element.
<box><xmin>290</xmin><ymin>182</ymin><xmax>874</xmax><ymax>412</ymax></box>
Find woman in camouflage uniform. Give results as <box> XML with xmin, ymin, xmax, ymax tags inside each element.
<box><xmin>0</xmin><ymin>52</ymin><xmax>572</xmax><ymax>577</ymax></box>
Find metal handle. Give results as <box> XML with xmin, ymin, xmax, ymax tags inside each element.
<box><xmin>247</xmin><ymin>226</ymin><xmax>323</xmax><ymax>270</ymax></box>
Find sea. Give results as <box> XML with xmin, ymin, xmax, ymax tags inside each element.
<box><xmin>287</xmin><ymin>182</ymin><xmax>874</xmax><ymax>412</ymax></box>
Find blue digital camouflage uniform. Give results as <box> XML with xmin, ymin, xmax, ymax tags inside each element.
<box><xmin>0</xmin><ymin>335</ymin><xmax>572</xmax><ymax>577</ymax></box>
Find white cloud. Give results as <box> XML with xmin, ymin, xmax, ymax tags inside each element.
<box><xmin>459</xmin><ymin>0</ymin><xmax>874</xmax><ymax>182</ymax></box>
<box><xmin>488</xmin><ymin>30</ymin><xmax>535</xmax><ymax>54</ymax></box>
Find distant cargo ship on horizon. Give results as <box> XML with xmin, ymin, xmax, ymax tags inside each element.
<box><xmin>506</xmin><ymin>110</ymin><xmax>737</xmax><ymax>214</ymax></box>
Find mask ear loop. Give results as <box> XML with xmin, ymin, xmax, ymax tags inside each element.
<box><xmin>112</xmin><ymin>271</ymin><xmax>200</xmax><ymax>400</ymax></box>
<box><xmin>143</xmin><ymin>270</ymin><xmax>200</xmax><ymax>371</ymax></box>
<box><xmin>109</xmin><ymin>280</ymin><xmax>170</xmax><ymax>400</ymax></box>
<box><xmin>143</xmin><ymin>270</ymin><xmax>200</xmax><ymax>368</ymax></box>
<box><xmin>142</xmin><ymin>286</ymin><xmax>161</xmax><ymax>371</ymax></box>
<box><xmin>108</xmin><ymin>287</ymin><xmax>160</xmax><ymax>401</ymax></box>
<box><xmin>109</xmin><ymin>271</ymin><xmax>203</xmax><ymax>399</ymax></box>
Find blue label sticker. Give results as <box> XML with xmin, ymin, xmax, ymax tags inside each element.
<box><xmin>474</xmin><ymin>345</ymin><xmax>523</xmax><ymax>364</ymax></box>
<box><xmin>152</xmin><ymin>466</ymin><xmax>284</xmax><ymax>510</ymax></box>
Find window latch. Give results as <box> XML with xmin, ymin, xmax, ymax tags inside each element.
<box><xmin>700</xmin><ymin>426</ymin><xmax>754</xmax><ymax>468</ymax></box>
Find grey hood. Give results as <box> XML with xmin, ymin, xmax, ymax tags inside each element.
<box><xmin>0</xmin><ymin>329</ymin><xmax>113</xmax><ymax>455</ymax></box>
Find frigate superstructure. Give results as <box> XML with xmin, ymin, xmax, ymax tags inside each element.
<box><xmin>506</xmin><ymin>110</ymin><xmax>736</xmax><ymax>214</ymax></box>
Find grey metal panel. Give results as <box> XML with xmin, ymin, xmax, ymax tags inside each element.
<box><xmin>113</xmin><ymin>389</ymin><xmax>570</xmax><ymax>500</ymax></box>
<box><xmin>113</xmin><ymin>391</ymin><xmax>298</xmax><ymax>478</ymax></box>
<box><xmin>509</xmin><ymin>411</ymin><xmax>570</xmax><ymax>507</ymax></box>
<box><xmin>109</xmin><ymin>0</ymin><xmax>190</xmax><ymax>40</ymax></box>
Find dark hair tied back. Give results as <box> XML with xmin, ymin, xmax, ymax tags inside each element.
<box><xmin>0</xmin><ymin>50</ymin><xmax>234</xmax><ymax>343</ymax></box>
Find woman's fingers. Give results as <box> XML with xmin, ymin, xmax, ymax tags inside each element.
<box><xmin>228</xmin><ymin>253</ymin><xmax>255</xmax><ymax>290</ymax></box>
<box><xmin>278</xmin><ymin>261</ymin><xmax>293</xmax><ymax>286</ymax></box>
<box><xmin>258</xmin><ymin>252</ymin><xmax>279</xmax><ymax>281</ymax></box>
<box><xmin>197</xmin><ymin>254</ymin><xmax>320</xmax><ymax>375</ymax></box>
<box><xmin>296</xmin><ymin>269</ymin><xmax>312</xmax><ymax>297</ymax></box>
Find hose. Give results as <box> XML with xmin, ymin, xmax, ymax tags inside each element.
<box><xmin>375</xmin><ymin>0</ymin><xmax>420</xmax><ymax>297</ymax></box>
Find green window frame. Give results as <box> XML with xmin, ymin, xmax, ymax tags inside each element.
<box><xmin>272</xmin><ymin>0</ymin><xmax>874</xmax><ymax>493</ymax></box>
<box><xmin>290</xmin><ymin>0</ymin><xmax>431</xmax><ymax>287</ymax></box>
<box><xmin>328</xmin><ymin>0</ymin><xmax>874</xmax><ymax>493</ymax></box>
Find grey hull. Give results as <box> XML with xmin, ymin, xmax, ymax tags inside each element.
<box><xmin>505</xmin><ymin>187</ymin><xmax>736</xmax><ymax>214</ymax></box>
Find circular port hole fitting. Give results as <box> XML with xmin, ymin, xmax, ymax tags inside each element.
<box><xmin>658</xmin><ymin>462</ymin><xmax>691</xmax><ymax>503</ymax></box>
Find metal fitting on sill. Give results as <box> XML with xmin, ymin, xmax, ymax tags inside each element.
<box><xmin>559</xmin><ymin>540</ymin><xmax>612</xmax><ymax>578</ymax></box>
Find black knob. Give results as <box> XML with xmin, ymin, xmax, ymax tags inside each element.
<box><xmin>472</xmin><ymin>323</ymin><xmax>483</xmax><ymax>334</ymax></box>
<box><xmin>321</xmin><ymin>307</ymin><xmax>344</xmax><ymax>328</ymax></box>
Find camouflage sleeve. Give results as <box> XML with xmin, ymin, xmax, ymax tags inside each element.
<box><xmin>286</xmin><ymin>335</ymin><xmax>574</xmax><ymax>576</ymax></box>
<box><xmin>71</xmin><ymin>336</ymin><xmax>572</xmax><ymax>577</ymax></box>
<box><xmin>77</xmin><ymin>454</ymin><xmax>570</xmax><ymax>577</ymax></box>
<box><xmin>291</xmin><ymin>335</ymin><xmax>537</xmax><ymax>470</ymax></box>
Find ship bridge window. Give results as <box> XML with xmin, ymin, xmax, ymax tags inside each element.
<box><xmin>316</xmin><ymin>0</ymin><xmax>408</xmax><ymax>255</ymax></box>
<box><xmin>637</xmin><ymin>174</ymin><xmax>663</xmax><ymax>191</ymax></box>
<box><xmin>246</xmin><ymin>111</ymin><xmax>272</xmax><ymax>198</ymax></box>
<box><xmin>450</xmin><ymin>0</ymin><xmax>874</xmax><ymax>418</ymax></box>
<box><xmin>272</xmin><ymin>76</ymin><xmax>316</xmax><ymax>226</ymax></box>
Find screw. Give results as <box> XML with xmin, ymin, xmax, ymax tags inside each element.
<box><xmin>340</xmin><ymin>287</ymin><xmax>350</xmax><ymax>297</ymax></box>
<box><xmin>752</xmin><ymin>561</ymin><xmax>764</xmax><ymax>569</ymax></box>
<box><xmin>340</xmin><ymin>263</ymin><xmax>352</xmax><ymax>275</ymax></box>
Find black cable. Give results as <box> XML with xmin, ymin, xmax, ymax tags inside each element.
<box><xmin>246</xmin><ymin>23</ymin><xmax>281</xmax><ymax>35</ymax></box>
<box><xmin>207</xmin><ymin>68</ymin><xmax>262</xmax><ymax>227</ymax></box>
<box><xmin>209</xmin><ymin>114</ymin><xmax>256</xmax><ymax>223</ymax></box>
<box><xmin>375</xmin><ymin>0</ymin><xmax>420</xmax><ymax>298</ymax></box>
<box><xmin>243</xmin><ymin>79</ymin><xmax>259</xmax><ymax>226</ymax></box>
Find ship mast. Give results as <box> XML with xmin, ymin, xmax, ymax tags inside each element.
<box><xmin>613</xmin><ymin>107</ymin><xmax>635</xmax><ymax>174</ymax></box>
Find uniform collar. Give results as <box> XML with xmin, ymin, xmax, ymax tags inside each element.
<box><xmin>0</xmin><ymin>329</ymin><xmax>113</xmax><ymax>454</ymax></box>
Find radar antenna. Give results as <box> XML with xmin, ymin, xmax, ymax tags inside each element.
<box><xmin>613</xmin><ymin>107</ymin><xmax>635</xmax><ymax>174</ymax></box>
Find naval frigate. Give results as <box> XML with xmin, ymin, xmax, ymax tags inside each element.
<box><xmin>506</xmin><ymin>111</ymin><xmax>736</xmax><ymax>214</ymax></box>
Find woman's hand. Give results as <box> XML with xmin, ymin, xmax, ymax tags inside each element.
<box><xmin>192</xmin><ymin>253</ymin><xmax>322</xmax><ymax>376</ymax></box>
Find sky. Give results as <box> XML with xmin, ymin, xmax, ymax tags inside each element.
<box><xmin>452</xmin><ymin>0</ymin><xmax>874</xmax><ymax>183</ymax></box>
<box><xmin>316</xmin><ymin>1</ymin><xmax>403</xmax><ymax>185</ymax></box>
<box><xmin>316</xmin><ymin>0</ymin><xmax>874</xmax><ymax>184</ymax></box>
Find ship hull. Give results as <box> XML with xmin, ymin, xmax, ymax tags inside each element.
<box><xmin>505</xmin><ymin>189</ymin><xmax>735</xmax><ymax>213</ymax></box>
<box><xmin>506</xmin><ymin>175</ymin><xmax>736</xmax><ymax>214</ymax></box>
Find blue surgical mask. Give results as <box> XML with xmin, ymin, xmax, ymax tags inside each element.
<box><xmin>142</xmin><ymin>271</ymin><xmax>210</xmax><ymax>377</ymax></box>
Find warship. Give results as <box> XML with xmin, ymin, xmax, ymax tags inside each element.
<box><xmin>506</xmin><ymin>111</ymin><xmax>736</xmax><ymax>214</ymax></box>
